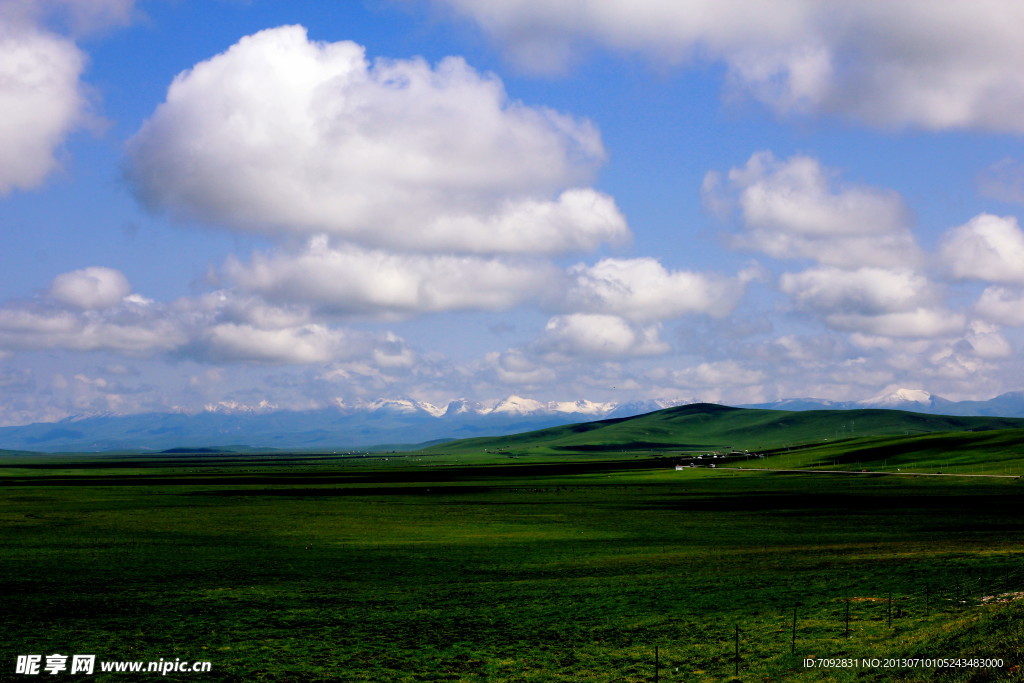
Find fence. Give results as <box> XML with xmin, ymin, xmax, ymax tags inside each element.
<box><xmin>641</xmin><ymin>569</ymin><xmax>1024</xmax><ymax>681</ymax></box>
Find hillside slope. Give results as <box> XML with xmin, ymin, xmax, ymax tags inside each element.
<box><xmin>422</xmin><ymin>403</ymin><xmax>1024</xmax><ymax>455</ymax></box>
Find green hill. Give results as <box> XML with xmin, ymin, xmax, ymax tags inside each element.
<box><xmin>756</xmin><ymin>427</ymin><xmax>1024</xmax><ymax>475</ymax></box>
<box><xmin>0</xmin><ymin>448</ymin><xmax>39</xmax><ymax>457</ymax></box>
<box><xmin>421</xmin><ymin>403</ymin><xmax>1024</xmax><ymax>457</ymax></box>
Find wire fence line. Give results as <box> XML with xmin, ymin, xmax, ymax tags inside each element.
<box><xmin>640</xmin><ymin>569</ymin><xmax>1024</xmax><ymax>680</ymax></box>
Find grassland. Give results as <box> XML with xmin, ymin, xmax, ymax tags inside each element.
<box><xmin>2</xmin><ymin>461</ymin><xmax>1023</xmax><ymax>680</ymax></box>
<box><xmin>2</xmin><ymin>405</ymin><xmax>1024</xmax><ymax>681</ymax></box>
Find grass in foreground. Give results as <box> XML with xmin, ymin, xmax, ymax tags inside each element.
<box><xmin>2</xmin><ymin>458</ymin><xmax>1024</xmax><ymax>681</ymax></box>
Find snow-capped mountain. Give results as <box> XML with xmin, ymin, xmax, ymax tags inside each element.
<box><xmin>329</xmin><ymin>396</ymin><xmax>624</xmax><ymax>419</ymax></box>
<box><xmin>0</xmin><ymin>393</ymin><xmax>694</xmax><ymax>453</ymax></box>
<box><xmin>334</xmin><ymin>395</ymin><xmax>627</xmax><ymax>419</ymax></box>
<box><xmin>606</xmin><ymin>398</ymin><xmax>695</xmax><ymax>418</ymax></box>
<box><xmin>857</xmin><ymin>388</ymin><xmax>936</xmax><ymax>408</ymax></box>
<box><xmin>551</xmin><ymin>399</ymin><xmax>618</xmax><ymax>416</ymax></box>
<box><xmin>202</xmin><ymin>400</ymin><xmax>279</xmax><ymax>414</ymax></box>
<box><xmin>5</xmin><ymin>388</ymin><xmax>1024</xmax><ymax>453</ymax></box>
<box><xmin>442</xmin><ymin>399</ymin><xmax>487</xmax><ymax>417</ymax></box>
<box><xmin>488</xmin><ymin>396</ymin><xmax>616</xmax><ymax>416</ymax></box>
<box><xmin>489</xmin><ymin>395</ymin><xmax>548</xmax><ymax>416</ymax></box>
<box><xmin>744</xmin><ymin>387</ymin><xmax>1011</xmax><ymax>415</ymax></box>
<box><xmin>358</xmin><ymin>398</ymin><xmax>446</xmax><ymax>417</ymax></box>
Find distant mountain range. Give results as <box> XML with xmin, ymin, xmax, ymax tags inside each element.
<box><xmin>2</xmin><ymin>388</ymin><xmax>1023</xmax><ymax>453</ymax></box>
<box><xmin>741</xmin><ymin>388</ymin><xmax>1024</xmax><ymax>417</ymax></box>
<box><xmin>0</xmin><ymin>395</ymin><xmax>693</xmax><ymax>453</ymax></box>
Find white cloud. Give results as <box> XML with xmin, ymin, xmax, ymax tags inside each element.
<box><xmin>0</xmin><ymin>358</ymin><xmax>166</xmax><ymax>426</ymax></box>
<box><xmin>848</xmin><ymin>333</ymin><xmax>907</xmax><ymax>352</ymax></box>
<box><xmin>667</xmin><ymin>360</ymin><xmax>766</xmax><ymax>390</ymax></box>
<box><xmin>961</xmin><ymin>321</ymin><xmax>1012</xmax><ymax>360</ymax></box>
<box><xmin>0</xmin><ymin>18</ymin><xmax>86</xmax><ymax>194</ymax></box>
<box><xmin>49</xmin><ymin>266</ymin><xmax>131</xmax><ymax>309</ymax></box>
<box><xmin>779</xmin><ymin>266</ymin><xmax>962</xmax><ymax>338</ymax></box>
<box><xmin>538</xmin><ymin>313</ymin><xmax>669</xmax><ymax>358</ymax></box>
<box><xmin>0</xmin><ymin>0</ymin><xmax>138</xmax><ymax>195</ymax></box>
<box><xmin>756</xmin><ymin>333</ymin><xmax>846</xmax><ymax>365</ymax></box>
<box><xmin>374</xmin><ymin>334</ymin><xmax>419</xmax><ymax>369</ymax></box>
<box><xmin>433</xmin><ymin>0</ymin><xmax>1024</xmax><ymax>132</ymax></box>
<box><xmin>975</xmin><ymin>286</ymin><xmax>1024</xmax><ymax>327</ymax></box>
<box><xmin>706</xmin><ymin>152</ymin><xmax>917</xmax><ymax>268</ymax></box>
<box><xmin>779</xmin><ymin>267</ymin><xmax>931</xmax><ymax>316</ymax></box>
<box><xmin>125</xmin><ymin>25</ymin><xmax>627</xmax><ymax>254</ymax></box>
<box><xmin>825</xmin><ymin>308</ymin><xmax>965</xmax><ymax>339</ymax></box>
<box><xmin>940</xmin><ymin>214</ymin><xmax>1024</xmax><ymax>284</ymax></box>
<box><xmin>0</xmin><ymin>308</ymin><xmax>78</xmax><ymax>335</ymax></box>
<box><xmin>731</xmin><ymin>153</ymin><xmax>907</xmax><ymax>236</ymax></box>
<box><xmin>0</xmin><ymin>276</ymin><xmax>426</xmax><ymax>368</ymax></box>
<box><xmin>173</xmin><ymin>292</ymin><xmax>424</xmax><ymax>366</ymax></box>
<box><xmin>227</xmin><ymin>236</ymin><xmax>560</xmax><ymax>316</ymax></box>
<box><xmin>485</xmin><ymin>349</ymin><xmax>557</xmax><ymax>385</ymax></box>
<box><xmin>226</xmin><ymin>240</ymin><xmax>754</xmax><ymax>323</ymax></box>
<box><xmin>564</xmin><ymin>257</ymin><xmax>748</xmax><ymax>322</ymax></box>
<box><xmin>0</xmin><ymin>306</ymin><xmax>187</xmax><ymax>354</ymax></box>
<box><xmin>198</xmin><ymin>323</ymin><xmax>353</xmax><ymax>364</ymax></box>
<box><xmin>821</xmin><ymin>359</ymin><xmax>895</xmax><ymax>393</ymax></box>
<box><xmin>218</xmin><ymin>297</ymin><xmax>311</xmax><ymax>330</ymax></box>
<box><xmin>743</xmin><ymin>324</ymin><xmax>1012</xmax><ymax>402</ymax></box>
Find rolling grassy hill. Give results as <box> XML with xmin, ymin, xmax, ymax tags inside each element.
<box><xmin>421</xmin><ymin>402</ymin><xmax>1024</xmax><ymax>459</ymax></box>
<box><xmin>751</xmin><ymin>427</ymin><xmax>1024</xmax><ymax>476</ymax></box>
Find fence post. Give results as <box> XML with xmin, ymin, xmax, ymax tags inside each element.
<box><xmin>735</xmin><ymin>624</ymin><xmax>740</xmax><ymax>677</ymax></box>
<box><xmin>791</xmin><ymin>604</ymin><xmax>798</xmax><ymax>654</ymax></box>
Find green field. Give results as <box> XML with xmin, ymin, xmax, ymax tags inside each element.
<box><xmin>3</xmin><ymin>406</ymin><xmax>1024</xmax><ymax>681</ymax></box>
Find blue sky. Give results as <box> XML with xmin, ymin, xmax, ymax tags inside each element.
<box><xmin>4</xmin><ymin>0</ymin><xmax>1024</xmax><ymax>424</ymax></box>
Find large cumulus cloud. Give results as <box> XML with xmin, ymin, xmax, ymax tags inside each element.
<box><xmin>704</xmin><ymin>151</ymin><xmax>917</xmax><ymax>268</ymax></box>
<box><xmin>0</xmin><ymin>13</ymin><xmax>86</xmax><ymax>194</ymax></box>
<box><xmin>939</xmin><ymin>214</ymin><xmax>1024</xmax><ymax>332</ymax></box>
<box><xmin>940</xmin><ymin>214</ymin><xmax>1024</xmax><ymax>285</ymax></box>
<box><xmin>225</xmin><ymin>240</ymin><xmax>752</xmax><ymax>323</ymax></box>
<box><xmin>125</xmin><ymin>25</ymin><xmax>628</xmax><ymax>255</ymax></box>
<box><xmin>49</xmin><ymin>267</ymin><xmax>131</xmax><ymax>310</ymax></box>
<box><xmin>563</xmin><ymin>257</ymin><xmax>750</xmax><ymax>322</ymax></box>
<box><xmin>0</xmin><ymin>0</ymin><xmax>137</xmax><ymax>195</ymax></box>
<box><xmin>779</xmin><ymin>267</ymin><xmax>963</xmax><ymax>338</ymax></box>
<box><xmin>537</xmin><ymin>313</ymin><xmax>669</xmax><ymax>359</ymax></box>
<box><xmin>430</xmin><ymin>0</ymin><xmax>1024</xmax><ymax>132</ymax></box>
<box><xmin>226</xmin><ymin>237</ymin><xmax>562</xmax><ymax>317</ymax></box>
<box><xmin>704</xmin><ymin>151</ymin><xmax>968</xmax><ymax>339</ymax></box>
